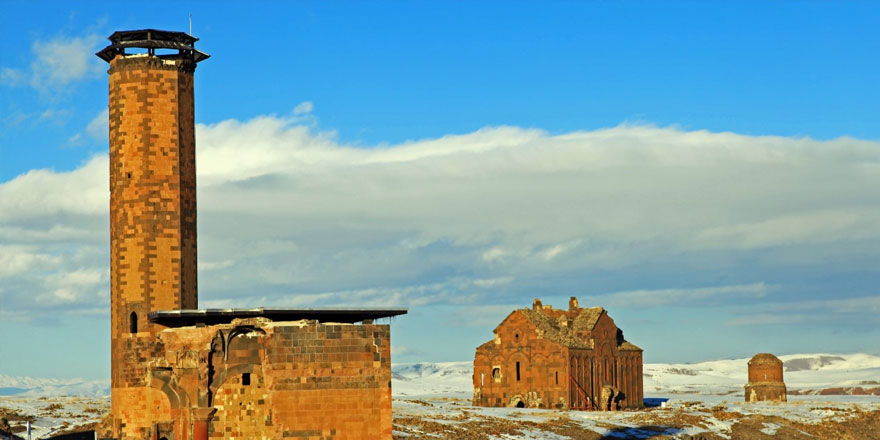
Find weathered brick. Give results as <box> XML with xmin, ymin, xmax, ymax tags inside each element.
<box><xmin>474</xmin><ymin>297</ymin><xmax>644</xmax><ymax>411</ymax></box>
<box><xmin>100</xmin><ymin>31</ymin><xmax>396</xmax><ymax>440</ymax></box>
<box><xmin>744</xmin><ymin>353</ymin><xmax>787</xmax><ymax>402</ymax></box>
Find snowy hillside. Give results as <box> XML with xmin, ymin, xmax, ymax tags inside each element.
<box><xmin>391</xmin><ymin>353</ymin><xmax>880</xmax><ymax>398</ymax></box>
<box><xmin>644</xmin><ymin>353</ymin><xmax>880</xmax><ymax>396</ymax></box>
<box><xmin>0</xmin><ymin>373</ymin><xmax>109</xmax><ymax>397</ymax></box>
<box><xmin>392</xmin><ymin>361</ymin><xmax>473</xmax><ymax>397</ymax></box>
<box><xmin>2</xmin><ymin>352</ymin><xmax>877</xmax><ymax>399</ymax></box>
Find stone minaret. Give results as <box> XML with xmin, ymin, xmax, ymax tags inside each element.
<box><xmin>97</xmin><ymin>29</ymin><xmax>208</xmax><ymax>437</ymax></box>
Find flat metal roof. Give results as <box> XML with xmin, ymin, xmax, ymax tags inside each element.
<box><xmin>148</xmin><ymin>307</ymin><xmax>408</xmax><ymax>327</ymax></box>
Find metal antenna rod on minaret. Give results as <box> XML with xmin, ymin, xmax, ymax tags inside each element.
<box><xmin>189</xmin><ymin>13</ymin><xmax>193</xmax><ymax>35</ymax></box>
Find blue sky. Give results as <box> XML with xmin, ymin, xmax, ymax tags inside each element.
<box><xmin>1</xmin><ymin>1</ymin><xmax>879</xmax><ymax>380</ymax></box>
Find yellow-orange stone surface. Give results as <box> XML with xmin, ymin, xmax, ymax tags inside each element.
<box><xmin>103</xmin><ymin>34</ymin><xmax>394</xmax><ymax>440</ymax></box>
<box><xmin>474</xmin><ymin>297</ymin><xmax>643</xmax><ymax>411</ymax></box>
<box><xmin>745</xmin><ymin>353</ymin><xmax>787</xmax><ymax>403</ymax></box>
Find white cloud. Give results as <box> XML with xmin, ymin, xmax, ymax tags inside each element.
<box><xmin>38</xmin><ymin>108</ymin><xmax>71</xmax><ymax>122</ymax></box>
<box><xmin>472</xmin><ymin>277</ymin><xmax>514</xmax><ymax>288</ymax></box>
<box><xmin>390</xmin><ymin>345</ymin><xmax>423</xmax><ymax>357</ymax></box>
<box><xmin>590</xmin><ymin>283</ymin><xmax>772</xmax><ymax>308</ymax></box>
<box><xmin>0</xmin><ymin>155</ymin><xmax>107</xmax><ymax>221</ymax></box>
<box><xmin>86</xmin><ymin>108</ymin><xmax>109</xmax><ymax>142</ymax></box>
<box><xmin>39</xmin><ymin>268</ymin><xmax>108</xmax><ymax>306</ymax></box>
<box><xmin>1</xmin><ymin>32</ymin><xmax>104</xmax><ymax>92</ymax></box>
<box><xmin>2</xmin><ymin>114</ymin><xmax>880</xmax><ymax>320</ymax></box>
<box><xmin>725</xmin><ymin>314</ymin><xmax>810</xmax><ymax>327</ymax></box>
<box><xmin>761</xmin><ymin>296</ymin><xmax>880</xmax><ymax>315</ymax></box>
<box><xmin>0</xmin><ymin>245</ymin><xmax>61</xmax><ymax>277</ymax></box>
<box><xmin>198</xmin><ymin>260</ymin><xmax>235</xmax><ymax>272</ymax></box>
<box><xmin>447</xmin><ymin>304</ymin><xmax>527</xmax><ymax>328</ymax></box>
<box><xmin>538</xmin><ymin>240</ymin><xmax>582</xmax><ymax>261</ymax></box>
<box><xmin>0</xmin><ymin>67</ymin><xmax>27</xmax><ymax>86</ymax></box>
<box><xmin>68</xmin><ymin>108</ymin><xmax>109</xmax><ymax>146</ymax></box>
<box><xmin>29</xmin><ymin>34</ymin><xmax>104</xmax><ymax>91</ymax></box>
<box><xmin>293</xmin><ymin>101</ymin><xmax>314</xmax><ymax>115</ymax></box>
<box><xmin>201</xmin><ymin>278</ymin><xmax>488</xmax><ymax>310</ymax></box>
<box><xmin>725</xmin><ymin>296</ymin><xmax>880</xmax><ymax>326</ymax></box>
<box><xmin>694</xmin><ymin>210</ymin><xmax>880</xmax><ymax>250</ymax></box>
<box><xmin>196</xmin><ymin>120</ymin><xmax>880</xmax><ymax>258</ymax></box>
<box><xmin>481</xmin><ymin>247</ymin><xmax>508</xmax><ymax>263</ymax></box>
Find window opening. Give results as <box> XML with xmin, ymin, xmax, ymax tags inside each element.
<box><xmin>492</xmin><ymin>367</ymin><xmax>501</xmax><ymax>382</ymax></box>
<box><xmin>130</xmin><ymin>312</ymin><xmax>138</xmax><ymax>334</ymax></box>
<box><xmin>516</xmin><ymin>361</ymin><xmax>521</xmax><ymax>381</ymax></box>
<box><xmin>480</xmin><ymin>372</ymin><xmax>484</xmax><ymax>386</ymax></box>
<box><xmin>555</xmin><ymin>371</ymin><xmax>558</xmax><ymax>385</ymax></box>
<box><xmin>242</xmin><ymin>373</ymin><xmax>251</xmax><ymax>386</ymax></box>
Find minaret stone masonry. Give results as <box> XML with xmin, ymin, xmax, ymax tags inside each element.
<box><xmin>98</xmin><ymin>29</ymin><xmax>208</xmax><ymax>433</ymax></box>
<box><xmin>108</xmin><ymin>50</ymin><xmax>199</xmax><ymax>341</ymax></box>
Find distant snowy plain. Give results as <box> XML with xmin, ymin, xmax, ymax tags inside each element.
<box><xmin>2</xmin><ymin>353</ymin><xmax>878</xmax><ymax>439</ymax></box>
<box><xmin>3</xmin><ymin>352</ymin><xmax>878</xmax><ymax>398</ymax></box>
<box><xmin>391</xmin><ymin>353</ymin><xmax>880</xmax><ymax>399</ymax></box>
<box><xmin>390</xmin><ymin>353</ymin><xmax>880</xmax><ymax>439</ymax></box>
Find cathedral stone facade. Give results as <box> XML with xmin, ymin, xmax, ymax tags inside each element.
<box><xmin>96</xmin><ymin>29</ymin><xmax>404</xmax><ymax>440</ymax></box>
<box><xmin>473</xmin><ymin>297</ymin><xmax>643</xmax><ymax>411</ymax></box>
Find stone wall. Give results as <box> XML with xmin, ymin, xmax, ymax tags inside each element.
<box><xmin>265</xmin><ymin>322</ymin><xmax>392</xmax><ymax>439</ymax></box>
<box><xmin>474</xmin><ymin>311</ymin><xmax>570</xmax><ymax>409</ymax></box>
<box><xmin>108</xmin><ymin>54</ymin><xmax>199</xmax><ymax>341</ymax></box>
<box><xmin>745</xmin><ymin>353</ymin><xmax>787</xmax><ymax>403</ymax></box>
<box><xmin>474</xmin><ymin>306</ymin><xmax>643</xmax><ymax>411</ymax></box>
<box><xmin>101</xmin><ymin>38</ymin><xmax>396</xmax><ymax>440</ymax></box>
<box><xmin>106</xmin><ymin>319</ymin><xmax>393</xmax><ymax>440</ymax></box>
<box><xmin>108</xmin><ymin>54</ymin><xmax>200</xmax><ymax>438</ymax></box>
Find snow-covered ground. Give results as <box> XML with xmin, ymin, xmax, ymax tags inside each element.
<box><xmin>392</xmin><ymin>361</ymin><xmax>474</xmax><ymax>398</ymax></box>
<box><xmin>392</xmin><ymin>396</ymin><xmax>880</xmax><ymax>439</ymax></box>
<box><xmin>2</xmin><ymin>353</ymin><xmax>878</xmax><ymax>439</ymax></box>
<box><xmin>643</xmin><ymin>353</ymin><xmax>880</xmax><ymax>397</ymax></box>
<box><xmin>390</xmin><ymin>353</ymin><xmax>880</xmax><ymax>439</ymax></box>
<box><xmin>392</xmin><ymin>353</ymin><xmax>880</xmax><ymax>399</ymax></box>
<box><xmin>3</xmin><ymin>352</ymin><xmax>875</xmax><ymax>399</ymax></box>
<box><xmin>0</xmin><ymin>395</ymin><xmax>108</xmax><ymax>439</ymax></box>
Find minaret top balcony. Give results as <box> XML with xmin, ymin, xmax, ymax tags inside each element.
<box><xmin>96</xmin><ymin>28</ymin><xmax>210</xmax><ymax>63</ymax></box>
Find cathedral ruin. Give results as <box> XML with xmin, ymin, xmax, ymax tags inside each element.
<box><xmin>96</xmin><ymin>29</ymin><xmax>405</xmax><ymax>440</ymax></box>
<box><xmin>473</xmin><ymin>297</ymin><xmax>643</xmax><ymax>411</ymax></box>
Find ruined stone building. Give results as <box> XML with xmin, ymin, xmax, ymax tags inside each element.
<box><xmin>473</xmin><ymin>297</ymin><xmax>643</xmax><ymax>411</ymax></box>
<box><xmin>95</xmin><ymin>29</ymin><xmax>405</xmax><ymax>440</ymax></box>
<box><xmin>745</xmin><ymin>353</ymin><xmax>787</xmax><ymax>403</ymax></box>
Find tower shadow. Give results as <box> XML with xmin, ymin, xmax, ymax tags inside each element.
<box><xmin>598</xmin><ymin>425</ymin><xmax>684</xmax><ymax>439</ymax></box>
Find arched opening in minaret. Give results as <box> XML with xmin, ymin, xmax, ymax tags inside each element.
<box><xmin>130</xmin><ymin>312</ymin><xmax>138</xmax><ymax>334</ymax></box>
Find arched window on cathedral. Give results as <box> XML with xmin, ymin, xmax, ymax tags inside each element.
<box><xmin>130</xmin><ymin>312</ymin><xmax>138</xmax><ymax>334</ymax></box>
